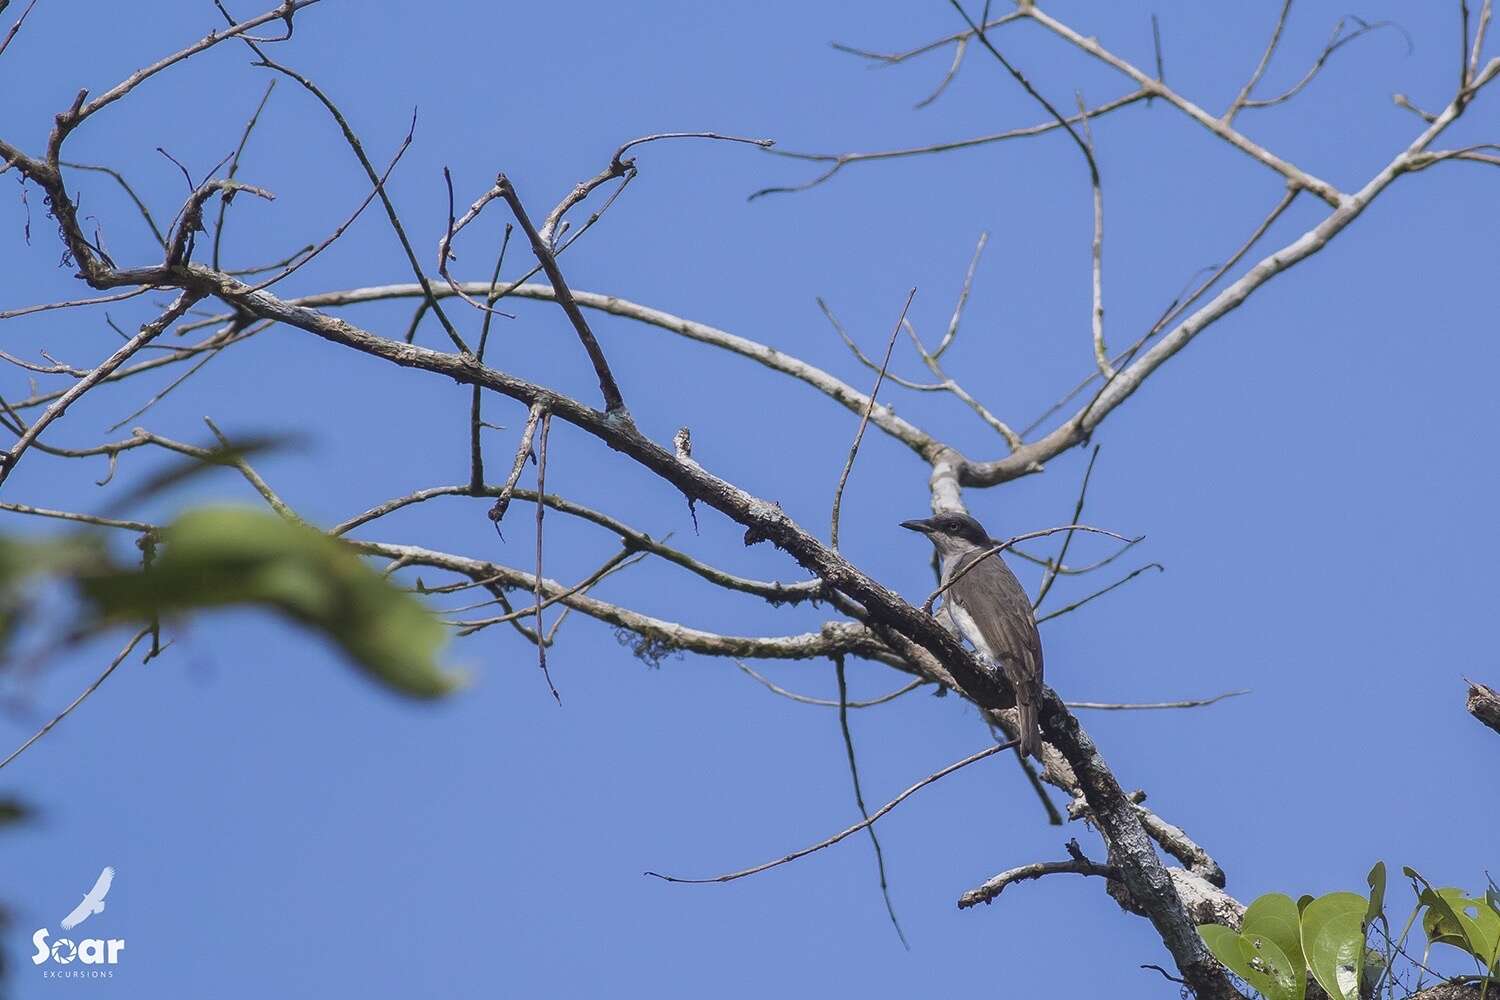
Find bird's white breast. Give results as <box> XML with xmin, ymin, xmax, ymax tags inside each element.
<box><xmin>947</xmin><ymin>602</ymin><xmax>995</xmax><ymax>661</ymax></box>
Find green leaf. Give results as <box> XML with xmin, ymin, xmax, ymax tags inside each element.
<box><xmin>104</xmin><ymin>433</ymin><xmax>299</xmax><ymax>512</ymax></box>
<box><xmin>1200</xmin><ymin>914</ymin><xmax>1302</xmax><ymax>1000</ymax></box>
<box><xmin>1408</xmin><ymin>868</ymin><xmax>1500</xmax><ymax>972</ymax></box>
<box><xmin>1244</xmin><ymin>893</ymin><xmax>1307</xmax><ymax>998</ymax></box>
<box><xmin>0</xmin><ymin>535</ymin><xmax>104</xmax><ymax>583</ymax></box>
<box><xmin>1297</xmin><ymin>895</ymin><xmax>1315</xmax><ymax>914</ymax></box>
<box><xmin>0</xmin><ymin>797</ymin><xmax>31</xmax><ymax>826</ymax></box>
<box><xmin>1201</xmin><ymin>924</ymin><xmax>1283</xmax><ymax>1000</ymax></box>
<box><xmin>0</xmin><ymin>535</ymin><xmax>109</xmax><ymax>654</ymax></box>
<box><xmin>1366</xmin><ymin>861</ymin><xmax>1387</xmax><ymax>925</ymax></box>
<box><xmin>1421</xmin><ymin>887</ymin><xmax>1500</xmax><ymax>972</ymax></box>
<box><xmin>1301</xmin><ymin>892</ymin><xmax>1367</xmax><ymax>1000</ymax></box>
<box><xmin>81</xmin><ymin>507</ymin><xmax>462</xmax><ymax>698</ymax></box>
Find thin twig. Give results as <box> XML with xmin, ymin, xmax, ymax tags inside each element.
<box><xmin>817</xmin><ymin>298</ymin><xmax>942</xmax><ymax>391</ymax></box>
<box><xmin>470</xmin><ymin>225</ymin><xmax>512</xmax><ymax>492</ymax></box>
<box><xmin>0</xmin><ymin>291</ymin><xmax>201</xmax><ymax>487</ymax></box>
<box><xmin>0</xmin><ymin>287</ymin><xmax>150</xmax><ymax>322</ymax></box>
<box><xmin>922</xmin><ymin>523</ymin><xmax>1138</xmax><ymax>613</ymax></box>
<box><xmin>1064</xmin><ymin>690</ymin><xmax>1249</xmax><ymax>712</ymax></box>
<box><xmin>755</xmin><ymin>91</ymin><xmax>1145</xmax><ymax>198</ymax></box>
<box><xmin>0</xmin><ymin>0</ymin><xmax>39</xmax><ymax>60</ymax></box>
<box><xmin>534</xmin><ymin>411</ymin><xmax>559</xmax><ymax>703</ymax></box>
<box><xmin>1035</xmin><ymin>563</ymin><xmax>1164</xmax><ymax>625</ymax></box>
<box><xmin>1225</xmin><ymin>0</ymin><xmax>1293</xmax><ymax>124</ymax></box>
<box><xmin>1240</xmin><ymin>16</ymin><xmax>1412</xmax><ymax>113</ymax></box>
<box><xmin>834</xmin><ymin>655</ymin><xmax>909</xmax><ymax>949</ymax></box>
<box><xmin>451</xmin><ymin>548</ymin><xmax>642</xmax><ymax>633</ymax></box>
<box><xmin>498</xmin><ymin>176</ymin><xmax>626</xmax><ymax>414</ymax></box>
<box><xmin>57</xmin><ymin>163</ymin><xmax>166</xmax><ymax>248</ymax></box>
<box><xmin>1033</xmin><ymin>445</ymin><xmax>1100</xmax><ymax>610</ymax></box>
<box><xmin>734</xmin><ymin>660</ymin><xmax>926</xmax><ymax>708</ymax></box>
<box><xmin>904</xmin><ymin>316</ymin><xmax>1023</xmax><ymax>449</ymax></box>
<box><xmin>645</xmin><ymin>740</ymin><xmax>1015</xmax><ymax>884</ymax></box>
<box><xmin>488</xmin><ymin>402</ymin><xmax>545</xmax><ymax>531</ymax></box>
<box><xmin>829</xmin><ymin>11</ymin><xmax>1022</xmax><ymax>68</ymax></box>
<box><xmin>1020</xmin><ymin>185</ymin><xmax>1298</xmax><ymax>441</ymax></box>
<box><xmin>212</xmin><ymin>79</ymin><xmax>276</xmax><ymax>269</ymax></box>
<box><xmin>222</xmin><ymin>10</ymin><xmax>472</xmax><ymax>354</ymax></box>
<box><xmin>544</xmin><ymin>131</ymin><xmax>773</xmax><ymax>245</ymax></box>
<box><xmin>333</xmin><ymin>483</ymin><xmax>823</xmax><ymax>604</ymax></box>
<box><xmin>103</xmin><ymin>325</ymin><xmax>262</xmax><ymax>431</ymax></box>
<box><xmin>1018</xmin><ymin>3</ymin><xmax>1346</xmax><ymax>206</ymax></box>
<box><xmin>0</xmin><ymin>627</ymin><xmax>150</xmax><ymax>772</ymax></box>
<box><xmin>1009</xmin><ymin>736</ymin><xmax>1064</xmax><ymax>826</ymax></box>
<box><xmin>241</xmin><ymin>111</ymin><xmax>414</xmax><ymax>294</ymax></box>
<box><xmin>435</xmin><ymin>170</ymin><xmax>517</xmax><ymax>319</ymax></box>
<box><xmin>830</xmin><ymin>288</ymin><xmax>916</xmax><ymax>550</ymax></box>
<box><xmin>952</xmin><ymin>3</ymin><xmax>1113</xmax><ymax>378</ymax></box>
<box><xmin>935</xmin><ymin>231</ymin><xmax>987</xmax><ymax>359</ymax></box>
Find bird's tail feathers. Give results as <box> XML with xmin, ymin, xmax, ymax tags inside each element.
<box><xmin>1016</xmin><ymin>698</ymin><xmax>1041</xmax><ymax>759</ymax></box>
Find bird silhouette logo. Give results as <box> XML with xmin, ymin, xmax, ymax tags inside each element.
<box><xmin>59</xmin><ymin>867</ymin><xmax>114</xmax><ymax>931</ymax></box>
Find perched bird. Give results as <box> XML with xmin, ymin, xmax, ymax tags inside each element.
<box><xmin>60</xmin><ymin>866</ymin><xmax>114</xmax><ymax>931</ymax></box>
<box><xmin>901</xmin><ymin>512</ymin><xmax>1043</xmax><ymax>757</ymax></box>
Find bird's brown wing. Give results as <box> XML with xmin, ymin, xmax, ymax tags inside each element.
<box><xmin>950</xmin><ymin>552</ymin><xmax>1044</xmax><ymax>755</ymax></box>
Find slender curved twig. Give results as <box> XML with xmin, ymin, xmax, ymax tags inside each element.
<box><xmin>831</xmin><ymin>288</ymin><xmax>915</xmax><ymax>550</ymax></box>
<box><xmin>0</xmin><ymin>628</ymin><xmax>150</xmax><ymax>772</ymax></box>
<box><xmin>645</xmin><ymin>739</ymin><xmax>1015</xmax><ymax>884</ymax></box>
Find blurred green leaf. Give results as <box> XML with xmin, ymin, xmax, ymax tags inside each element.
<box><xmin>1301</xmin><ymin>892</ymin><xmax>1366</xmax><ymax>1000</ymax></box>
<box><xmin>103</xmin><ymin>433</ymin><xmax>299</xmax><ymax>514</ymax></box>
<box><xmin>1297</xmin><ymin>895</ymin><xmax>1314</xmax><ymax>914</ymax></box>
<box><xmin>1244</xmin><ymin>893</ymin><xmax>1307</xmax><ymax>998</ymax></box>
<box><xmin>0</xmin><ymin>535</ymin><xmax>105</xmax><ymax>584</ymax></box>
<box><xmin>0</xmin><ymin>798</ymin><xmax>30</xmax><ymax>826</ymax></box>
<box><xmin>81</xmin><ymin>507</ymin><xmax>461</xmax><ymax>698</ymax></box>
<box><xmin>0</xmin><ymin>535</ymin><xmax>108</xmax><ymax>653</ymax></box>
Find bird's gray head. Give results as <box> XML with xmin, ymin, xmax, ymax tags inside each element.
<box><xmin>899</xmin><ymin>511</ymin><xmax>992</xmax><ymax>556</ymax></box>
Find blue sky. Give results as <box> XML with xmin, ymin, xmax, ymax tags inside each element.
<box><xmin>2</xmin><ymin>1</ymin><xmax>1497</xmax><ymax>996</ymax></box>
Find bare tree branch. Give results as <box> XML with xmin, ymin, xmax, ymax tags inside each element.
<box><xmin>533</xmin><ymin>411</ymin><xmax>559</xmax><ymax>702</ymax></box>
<box><xmin>0</xmin><ymin>291</ymin><xmax>202</xmax><ymax>487</ymax></box>
<box><xmin>958</xmin><ymin>847</ymin><xmax>1118</xmax><ymax>909</ymax></box>
<box><xmin>1467</xmin><ymin>679</ymin><xmax>1500</xmax><ymax>735</ymax></box>
<box><xmin>487</xmin><ymin>402</ymin><xmax>544</xmax><ymax>531</ymax></box>
<box><xmin>498</xmin><ymin>177</ymin><xmax>627</xmax><ymax>414</ymax></box>
<box><xmin>212</xmin><ymin>79</ymin><xmax>276</xmax><ymax>269</ymax></box>
<box><xmin>1020</xmin><ymin>5</ymin><xmax>1345</xmax><ymax>207</ymax></box>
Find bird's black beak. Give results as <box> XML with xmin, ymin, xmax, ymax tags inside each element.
<box><xmin>900</xmin><ymin>518</ymin><xmax>935</xmax><ymax>534</ymax></box>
